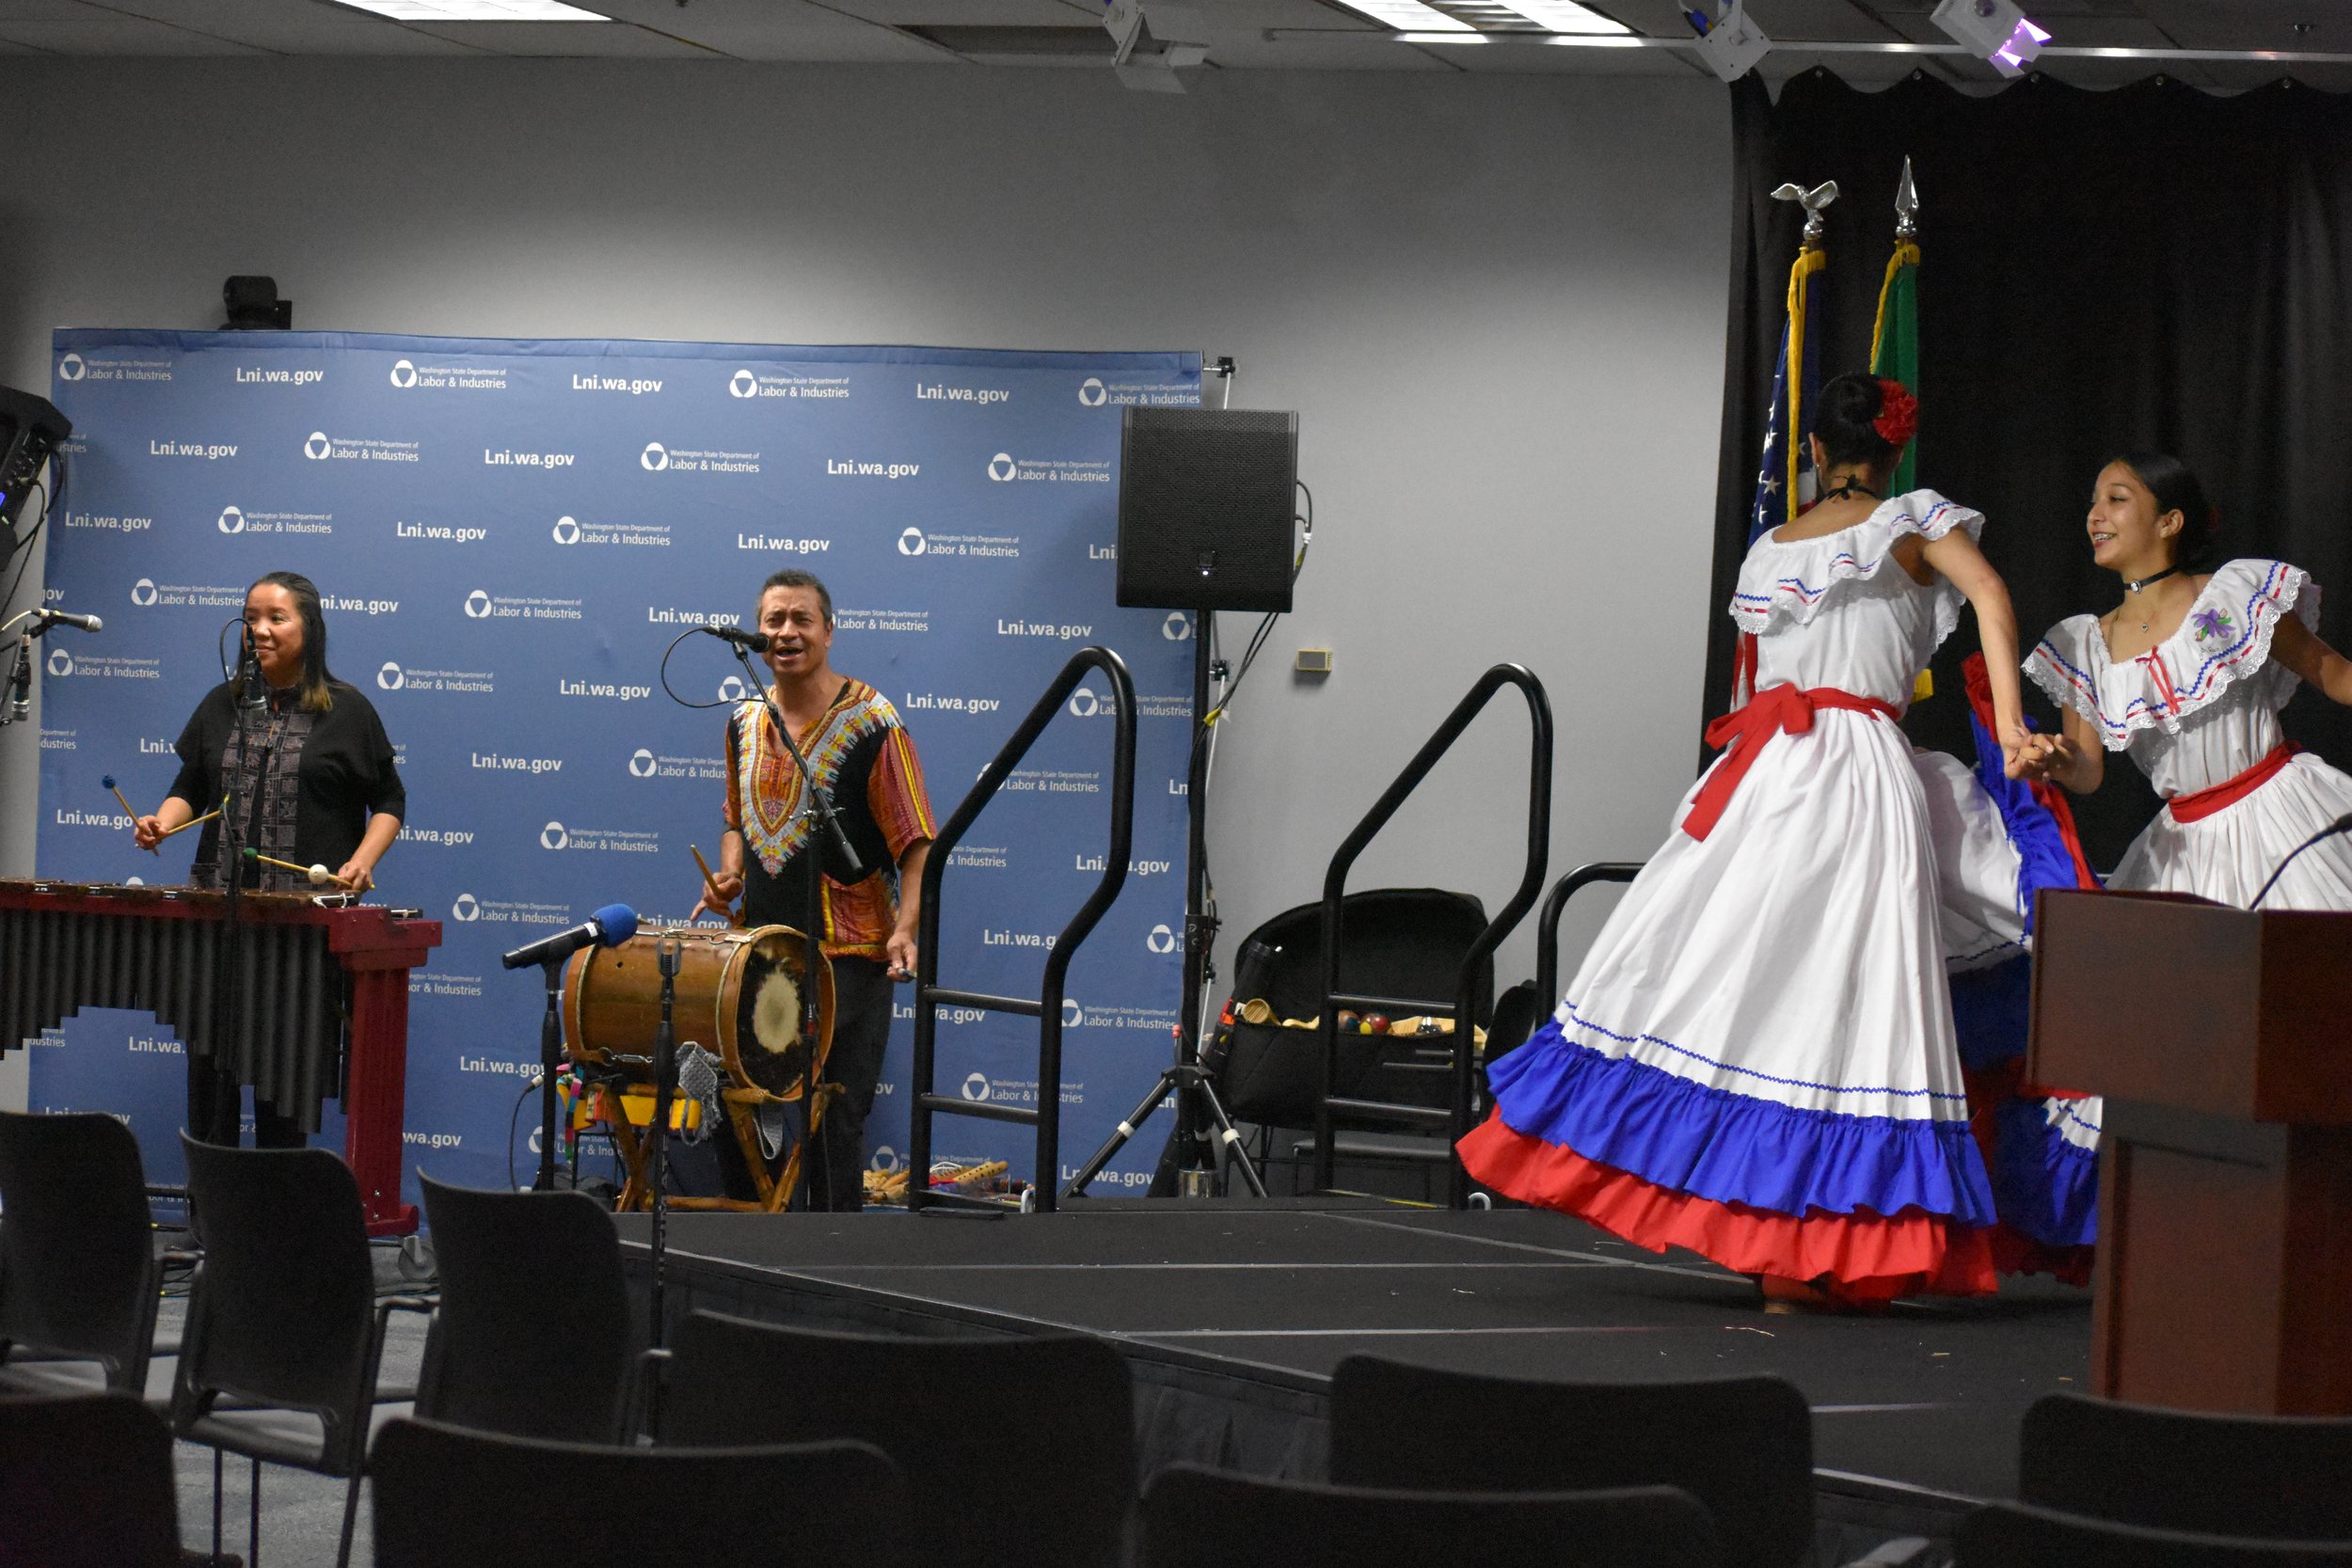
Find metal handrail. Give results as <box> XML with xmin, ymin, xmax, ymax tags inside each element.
<box><xmin>1312</xmin><ymin>663</ymin><xmax>1553</xmax><ymax>1207</ymax></box>
<box><xmin>906</xmin><ymin>647</ymin><xmax>1137</xmax><ymax>1214</ymax></box>
<box><xmin>1534</xmin><ymin>862</ymin><xmax>1644</xmax><ymax>1006</ymax></box>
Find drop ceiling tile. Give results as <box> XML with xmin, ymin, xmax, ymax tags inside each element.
<box><xmin>1441</xmin><ymin>37</ymin><xmax>1699</xmax><ymax>69</ymax></box>
<box><xmin>578</xmin><ymin>0</ymin><xmax>954</xmax><ymax>58</ymax></box>
<box><xmin>1200</xmin><ymin>30</ymin><xmax>1451</xmax><ymax>62</ymax></box>
<box><xmin>403</xmin><ymin>17</ymin><xmax>716</xmax><ymax>53</ymax></box>
<box><xmin>0</xmin><ymin>10</ymin><xmax>267</xmax><ymax>51</ymax></box>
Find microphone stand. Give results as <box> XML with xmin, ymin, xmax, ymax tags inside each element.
<box><xmin>209</xmin><ymin>628</ymin><xmax>265</xmax><ymax>1146</ymax></box>
<box><xmin>647</xmin><ymin>931</ymin><xmax>680</xmax><ymax>1347</ymax></box>
<box><xmin>728</xmin><ymin>645</ymin><xmax>866</xmax><ymax>1212</ymax></box>
<box><xmin>532</xmin><ymin>958</ymin><xmax>564</xmax><ymax>1191</ymax></box>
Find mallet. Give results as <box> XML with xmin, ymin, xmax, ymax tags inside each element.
<box><xmin>241</xmin><ymin>847</ymin><xmax>350</xmax><ymax>887</ymax></box>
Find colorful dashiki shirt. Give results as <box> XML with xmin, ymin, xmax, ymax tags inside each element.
<box><xmin>723</xmin><ymin>678</ymin><xmax>935</xmax><ymax>961</ymax></box>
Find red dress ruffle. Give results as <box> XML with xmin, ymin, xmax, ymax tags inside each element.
<box><xmin>1457</xmin><ymin>1112</ymin><xmax>2000</xmax><ymax>1301</ymax></box>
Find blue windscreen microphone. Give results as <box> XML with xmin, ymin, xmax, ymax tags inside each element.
<box><xmin>500</xmin><ymin>903</ymin><xmax>639</xmax><ymax>970</ymax></box>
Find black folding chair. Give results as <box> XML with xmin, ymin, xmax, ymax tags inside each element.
<box><xmin>370</xmin><ymin>1416</ymin><xmax>907</xmax><ymax>1568</ymax></box>
<box><xmin>2021</xmin><ymin>1392</ymin><xmax>2352</xmax><ymax>1542</ymax></box>
<box><xmin>1140</xmin><ymin>1463</ymin><xmax>1721</xmax><ymax>1568</ymax></box>
<box><xmin>171</xmin><ymin>1133</ymin><xmax>422</xmax><ymax>1568</ymax></box>
<box><xmin>1959</xmin><ymin>1501</ymin><xmax>2352</xmax><ymax>1567</ymax></box>
<box><xmin>657</xmin><ymin>1310</ymin><xmax>1136</xmax><ymax>1568</ymax></box>
<box><xmin>0</xmin><ymin>1392</ymin><xmax>182</xmax><ymax>1568</ymax></box>
<box><xmin>415</xmin><ymin>1174</ymin><xmax>633</xmax><ymax>1441</ymax></box>
<box><xmin>1329</xmin><ymin>1357</ymin><xmax>1816</xmax><ymax>1568</ymax></box>
<box><xmin>0</xmin><ymin>1110</ymin><xmax>169</xmax><ymax>1401</ymax></box>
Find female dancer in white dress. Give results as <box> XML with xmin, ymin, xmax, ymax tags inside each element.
<box><xmin>2023</xmin><ymin>452</ymin><xmax>2352</xmax><ymax>907</ymax></box>
<box><xmin>1460</xmin><ymin>375</ymin><xmax>2032</xmax><ymax>1305</ymax></box>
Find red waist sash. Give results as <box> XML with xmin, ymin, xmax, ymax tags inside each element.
<box><xmin>2166</xmin><ymin>741</ymin><xmax>2300</xmax><ymax>825</ymax></box>
<box><xmin>1682</xmin><ymin>683</ymin><xmax>1902</xmax><ymax>842</ymax></box>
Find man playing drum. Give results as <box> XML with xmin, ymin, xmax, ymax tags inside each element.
<box><xmin>692</xmin><ymin>569</ymin><xmax>935</xmax><ymax>1211</ymax></box>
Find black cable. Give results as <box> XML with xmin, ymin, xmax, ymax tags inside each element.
<box><xmin>2248</xmin><ymin>812</ymin><xmax>2352</xmax><ymax>909</ymax></box>
<box><xmin>657</xmin><ymin>625</ymin><xmax>739</xmax><ymax>710</ymax></box>
<box><xmin>507</xmin><ymin>1075</ymin><xmax>539</xmax><ymax>1190</ymax></box>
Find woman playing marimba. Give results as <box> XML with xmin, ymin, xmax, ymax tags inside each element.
<box><xmin>133</xmin><ymin>571</ymin><xmax>405</xmax><ymax>1146</ymax></box>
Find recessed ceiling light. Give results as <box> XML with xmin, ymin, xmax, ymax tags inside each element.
<box><xmin>1395</xmin><ymin>29</ymin><xmax>1486</xmax><ymax>40</ymax></box>
<box><xmin>1335</xmin><ymin>0</ymin><xmax>1477</xmax><ymax>33</ymax></box>
<box><xmin>1497</xmin><ymin>0</ymin><xmax>1627</xmax><ymax>33</ymax></box>
<box><xmin>332</xmin><ymin>1</ymin><xmax>611</xmax><ymax>20</ymax></box>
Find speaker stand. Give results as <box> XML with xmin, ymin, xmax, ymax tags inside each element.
<box><xmin>1063</xmin><ymin>613</ymin><xmax>1265</xmax><ymax>1200</ymax></box>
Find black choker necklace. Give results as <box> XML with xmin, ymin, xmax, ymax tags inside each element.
<box><xmin>1820</xmin><ymin>476</ymin><xmax>1880</xmax><ymax>502</ymax></box>
<box><xmin>2125</xmin><ymin>563</ymin><xmax>2185</xmax><ymax>594</ymax></box>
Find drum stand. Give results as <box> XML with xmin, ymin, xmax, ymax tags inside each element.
<box><xmin>729</xmin><ymin>645</ymin><xmax>869</xmax><ymax>1213</ymax></box>
<box><xmin>645</xmin><ymin>932</ymin><xmax>679</xmax><ymax>1346</ymax></box>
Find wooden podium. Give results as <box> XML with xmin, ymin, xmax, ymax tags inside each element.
<box><xmin>2031</xmin><ymin>889</ymin><xmax>2352</xmax><ymax>1415</ymax></box>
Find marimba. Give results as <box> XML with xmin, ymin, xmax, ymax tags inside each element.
<box><xmin>0</xmin><ymin>879</ymin><xmax>441</xmax><ymax>1235</ymax></box>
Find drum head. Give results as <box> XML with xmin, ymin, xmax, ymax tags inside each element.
<box><xmin>736</xmin><ymin>937</ymin><xmax>811</xmax><ymax>1098</ymax></box>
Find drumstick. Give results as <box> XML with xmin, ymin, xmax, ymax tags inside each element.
<box><xmin>156</xmin><ymin>808</ymin><xmax>221</xmax><ymax>841</ymax></box>
<box><xmin>240</xmin><ymin>847</ymin><xmax>352</xmax><ymax>888</ymax></box>
<box><xmin>690</xmin><ymin>844</ymin><xmax>742</xmax><ymax>926</ymax></box>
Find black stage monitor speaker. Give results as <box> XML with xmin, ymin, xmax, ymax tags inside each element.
<box><xmin>0</xmin><ymin>386</ymin><xmax>71</xmax><ymax>537</ymax></box>
<box><xmin>1117</xmin><ymin>407</ymin><xmax>1298</xmax><ymax>613</ymax></box>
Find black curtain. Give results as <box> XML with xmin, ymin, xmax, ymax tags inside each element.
<box><xmin>1708</xmin><ymin>69</ymin><xmax>2352</xmax><ymax>867</ymax></box>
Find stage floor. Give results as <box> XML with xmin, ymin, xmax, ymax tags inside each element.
<box><xmin>615</xmin><ymin>1197</ymin><xmax>2089</xmax><ymax>1532</ymax></box>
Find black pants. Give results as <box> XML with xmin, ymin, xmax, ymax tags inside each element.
<box><xmin>186</xmin><ymin>1055</ymin><xmax>306</xmax><ymax>1148</ymax></box>
<box><xmin>714</xmin><ymin>956</ymin><xmax>893</xmax><ymax>1212</ymax></box>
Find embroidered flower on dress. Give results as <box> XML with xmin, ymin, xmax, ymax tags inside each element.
<box><xmin>2191</xmin><ymin>607</ymin><xmax>2234</xmax><ymax>642</ymax></box>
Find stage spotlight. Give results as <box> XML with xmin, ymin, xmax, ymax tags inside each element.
<box><xmin>1684</xmin><ymin>1</ymin><xmax>1770</xmax><ymax>84</ymax></box>
<box><xmin>1931</xmin><ymin>0</ymin><xmax>2048</xmax><ymax>76</ymax></box>
<box><xmin>221</xmin><ymin>276</ymin><xmax>292</xmax><ymax>331</ymax></box>
<box><xmin>1102</xmin><ymin>0</ymin><xmax>1207</xmax><ymax>92</ymax></box>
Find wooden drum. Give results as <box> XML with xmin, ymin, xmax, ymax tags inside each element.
<box><xmin>560</xmin><ymin>925</ymin><xmax>834</xmax><ymax>1101</ymax></box>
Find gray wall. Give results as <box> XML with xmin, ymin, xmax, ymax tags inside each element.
<box><xmin>0</xmin><ymin>58</ymin><xmax>1728</xmax><ymax>1097</ymax></box>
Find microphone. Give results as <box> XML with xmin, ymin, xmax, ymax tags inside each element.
<box><xmin>500</xmin><ymin>903</ymin><xmax>639</xmax><ymax>971</ymax></box>
<box><xmin>8</xmin><ymin>636</ymin><xmax>30</xmax><ymax>723</ymax></box>
<box><xmin>33</xmin><ymin>609</ymin><xmax>102</xmax><ymax>633</ymax></box>
<box><xmin>703</xmin><ymin>625</ymin><xmax>771</xmax><ymax>654</ymax></box>
<box><xmin>235</xmin><ymin>626</ymin><xmax>266</xmax><ymax>713</ymax></box>
<box><xmin>2248</xmin><ymin>811</ymin><xmax>2352</xmax><ymax>910</ymax></box>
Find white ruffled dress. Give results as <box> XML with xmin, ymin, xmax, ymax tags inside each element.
<box><xmin>2026</xmin><ymin>560</ymin><xmax>2352</xmax><ymax>909</ymax></box>
<box><xmin>1460</xmin><ymin>491</ymin><xmax>2001</xmax><ymax>1298</ymax></box>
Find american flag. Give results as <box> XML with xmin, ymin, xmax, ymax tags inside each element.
<box><xmin>1749</xmin><ymin>245</ymin><xmax>1825</xmax><ymax>544</ymax></box>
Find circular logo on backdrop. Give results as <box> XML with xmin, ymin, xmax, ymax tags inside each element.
<box><xmin>961</xmin><ymin>1073</ymin><xmax>992</xmax><ymax>1102</ymax></box>
<box><xmin>304</xmin><ymin>432</ymin><xmax>332</xmax><ymax>461</ymax></box>
<box><xmin>540</xmin><ymin>822</ymin><xmax>569</xmax><ymax>850</ymax></box>
<box><xmin>728</xmin><ymin>370</ymin><xmax>757</xmax><ymax>399</ymax></box>
<box><xmin>451</xmin><ymin>894</ymin><xmax>481</xmax><ymax>923</ymax></box>
<box><xmin>45</xmin><ymin>648</ymin><xmax>72</xmax><ymax>678</ymax></box>
<box><xmin>463</xmin><ymin>591</ymin><xmax>492</xmax><ymax>619</ymax></box>
<box><xmin>642</xmin><ymin>443</ymin><xmax>669</xmax><ymax>471</ymax></box>
<box><xmin>389</xmin><ymin>359</ymin><xmax>418</xmax><ymax>389</ymax></box>
<box><xmin>125</xmin><ymin>876</ymin><xmax>145</xmax><ymax>888</ymax></box>
<box><xmin>987</xmin><ymin>453</ymin><xmax>1017</xmax><ymax>483</ymax></box>
<box><xmin>1067</xmin><ymin>688</ymin><xmax>1101</xmax><ymax>719</ymax></box>
<box><xmin>628</xmin><ymin>749</ymin><xmax>657</xmax><ymax>779</ymax></box>
<box><xmin>1162</xmin><ymin>612</ymin><xmax>1192</xmax><ymax>641</ymax></box>
<box><xmin>130</xmin><ymin>578</ymin><xmax>158</xmax><ymax>607</ymax></box>
<box><xmin>1061</xmin><ymin>998</ymin><xmax>1085</xmax><ymax>1029</ymax></box>
<box><xmin>1078</xmin><ymin>377</ymin><xmax>1106</xmax><ymax>407</ymax></box>
<box><xmin>551</xmin><ymin>515</ymin><xmax>580</xmax><ymax>546</ymax></box>
<box><xmin>1147</xmin><ymin>924</ymin><xmax>1177</xmax><ymax>955</ymax></box>
<box><xmin>377</xmin><ymin>662</ymin><xmax>405</xmax><ymax>690</ymax></box>
<box><xmin>898</xmin><ymin>528</ymin><xmax>927</xmax><ymax>557</ymax></box>
<box><xmin>869</xmin><ymin>1147</ymin><xmax>903</xmax><ymax>1173</ymax></box>
<box><xmin>217</xmin><ymin>506</ymin><xmax>245</xmax><ymax>535</ymax></box>
<box><xmin>717</xmin><ymin>675</ymin><xmax>748</xmax><ymax>703</ymax></box>
<box><xmin>57</xmin><ymin>353</ymin><xmax>85</xmax><ymax>382</ymax></box>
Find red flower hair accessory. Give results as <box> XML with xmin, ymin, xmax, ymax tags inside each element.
<box><xmin>1873</xmin><ymin>380</ymin><xmax>1919</xmax><ymax>448</ymax></box>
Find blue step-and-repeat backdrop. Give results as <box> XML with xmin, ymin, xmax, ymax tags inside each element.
<box><xmin>30</xmin><ymin>329</ymin><xmax>1201</xmax><ymax>1200</ymax></box>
